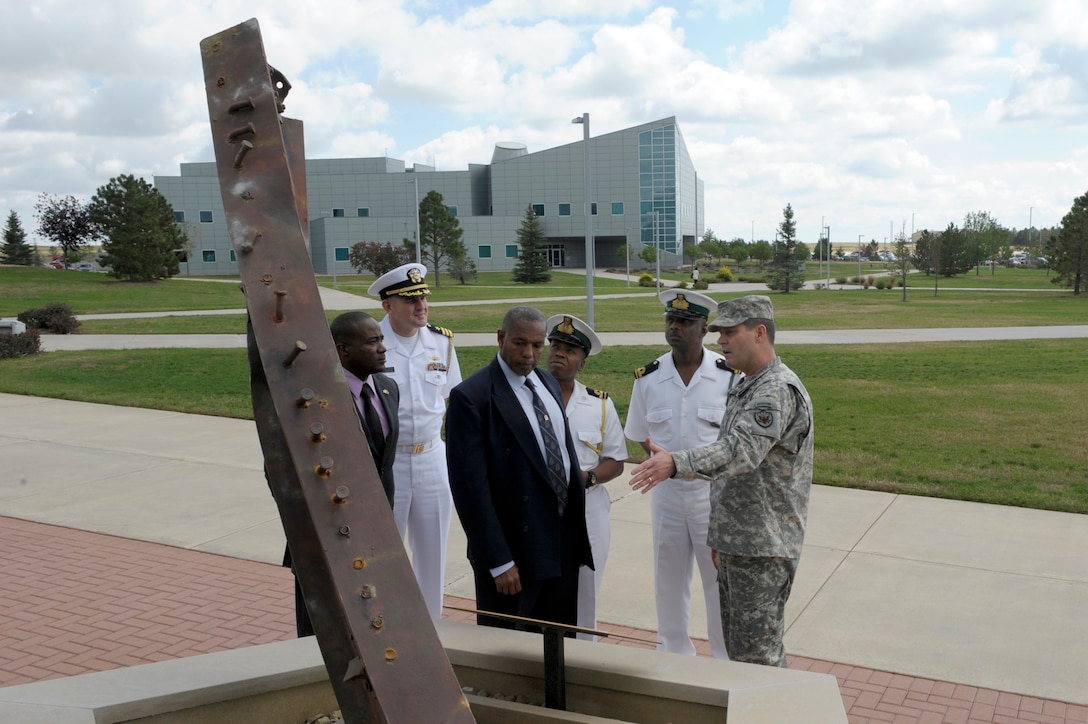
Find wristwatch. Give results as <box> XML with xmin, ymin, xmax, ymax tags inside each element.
<box><xmin>585</xmin><ymin>470</ymin><xmax>597</xmax><ymax>488</ymax></box>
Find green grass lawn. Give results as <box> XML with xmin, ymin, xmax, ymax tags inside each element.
<box><xmin>2</xmin><ymin>340</ymin><xmax>1086</xmax><ymax>514</ymax></box>
<box><xmin>4</xmin><ymin>264</ymin><xmax>1086</xmax><ymax>515</ymax></box>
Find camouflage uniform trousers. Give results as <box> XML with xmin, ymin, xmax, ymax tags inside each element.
<box><xmin>715</xmin><ymin>553</ymin><xmax>798</xmax><ymax>667</ymax></box>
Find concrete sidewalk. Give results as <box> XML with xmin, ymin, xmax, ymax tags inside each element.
<box><xmin>1</xmin><ymin>392</ymin><xmax>1085</xmax><ymax>709</ymax></box>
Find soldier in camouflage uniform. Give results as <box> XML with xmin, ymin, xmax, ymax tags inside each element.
<box><xmin>628</xmin><ymin>295</ymin><xmax>813</xmax><ymax>668</ymax></box>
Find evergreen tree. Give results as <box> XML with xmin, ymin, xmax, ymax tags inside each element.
<box><xmin>1049</xmin><ymin>189</ymin><xmax>1088</xmax><ymax>295</ymax></box>
<box><xmin>512</xmin><ymin>205</ymin><xmax>551</xmax><ymax>283</ymax></box>
<box><xmin>88</xmin><ymin>174</ymin><xmax>185</xmax><ymax>281</ymax></box>
<box><xmin>1</xmin><ymin>211</ymin><xmax>37</xmax><ymax>266</ymax></box>
<box><xmin>418</xmin><ymin>190</ymin><xmax>465</xmax><ymax>288</ymax></box>
<box><xmin>767</xmin><ymin>203</ymin><xmax>804</xmax><ymax>292</ymax></box>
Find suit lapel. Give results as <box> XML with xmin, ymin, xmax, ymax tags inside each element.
<box><xmin>489</xmin><ymin>361</ymin><xmax>547</xmax><ymax>472</ymax></box>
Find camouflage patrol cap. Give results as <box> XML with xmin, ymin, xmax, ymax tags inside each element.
<box><xmin>708</xmin><ymin>295</ymin><xmax>775</xmax><ymax>331</ymax></box>
<box><xmin>546</xmin><ymin>314</ymin><xmax>602</xmax><ymax>356</ymax></box>
<box><xmin>658</xmin><ymin>289</ymin><xmax>716</xmax><ymax>321</ymax></box>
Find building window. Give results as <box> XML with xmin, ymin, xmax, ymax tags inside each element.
<box><xmin>448</xmin><ymin>205</ymin><xmax>458</xmax><ymax>217</ymax></box>
<box><xmin>202</xmin><ymin>250</ymin><xmax>216</xmax><ymax>262</ymax></box>
<box><xmin>335</xmin><ymin>247</ymin><xmax>349</xmax><ymax>262</ymax></box>
<box><xmin>478</xmin><ymin>245</ymin><xmax>492</xmax><ymax>259</ymax></box>
<box><xmin>558</xmin><ymin>203</ymin><xmax>571</xmax><ymax>216</ymax></box>
<box><xmin>199</xmin><ymin>210</ymin><xmax>213</xmax><ymax>223</ymax></box>
<box><xmin>611</xmin><ymin>202</ymin><xmax>624</xmax><ymax>215</ymax></box>
<box><xmin>332</xmin><ymin>208</ymin><xmax>345</xmax><ymax>218</ymax></box>
<box><xmin>531</xmin><ymin>203</ymin><xmax>545</xmax><ymax>217</ymax></box>
<box><xmin>229</xmin><ymin>250</ymin><xmax>236</xmax><ymax>262</ymax></box>
<box><xmin>357</xmin><ymin>208</ymin><xmax>369</xmax><ymax>217</ymax></box>
<box><xmin>591</xmin><ymin>202</ymin><xmax>598</xmax><ymax>216</ymax></box>
<box><xmin>505</xmin><ymin>244</ymin><xmax>518</xmax><ymax>258</ymax></box>
<box><xmin>173</xmin><ymin>211</ymin><xmax>185</xmax><ymax>223</ymax></box>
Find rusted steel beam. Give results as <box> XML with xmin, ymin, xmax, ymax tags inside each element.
<box><xmin>200</xmin><ymin>18</ymin><xmax>474</xmax><ymax>724</ymax></box>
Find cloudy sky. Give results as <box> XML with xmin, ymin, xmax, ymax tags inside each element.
<box><xmin>3</xmin><ymin>0</ymin><xmax>1087</xmax><ymax>251</ymax></box>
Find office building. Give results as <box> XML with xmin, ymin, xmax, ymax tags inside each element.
<box><xmin>154</xmin><ymin>116</ymin><xmax>704</xmax><ymax>277</ymax></box>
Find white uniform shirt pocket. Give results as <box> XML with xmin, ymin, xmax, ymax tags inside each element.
<box><xmin>644</xmin><ymin>407</ymin><xmax>674</xmax><ymax>446</ymax></box>
<box><xmin>575</xmin><ymin>429</ymin><xmax>603</xmax><ymax>469</ymax></box>
<box><xmin>697</xmin><ymin>406</ymin><xmax>726</xmax><ymax>428</ymax></box>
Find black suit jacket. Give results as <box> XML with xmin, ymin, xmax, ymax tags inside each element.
<box><xmin>357</xmin><ymin>372</ymin><xmax>399</xmax><ymax>507</ymax></box>
<box><xmin>446</xmin><ymin>358</ymin><xmax>592</xmax><ymax>583</ymax></box>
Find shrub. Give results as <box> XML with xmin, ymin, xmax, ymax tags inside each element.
<box><xmin>875</xmin><ymin>278</ymin><xmax>888</xmax><ymax>289</ymax></box>
<box><xmin>715</xmin><ymin>265</ymin><xmax>734</xmax><ymax>282</ymax></box>
<box><xmin>17</xmin><ymin>302</ymin><xmax>81</xmax><ymax>334</ymax></box>
<box><xmin>692</xmin><ymin>279</ymin><xmax>709</xmax><ymax>290</ymax></box>
<box><xmin>835</xmin><ymin>276</ymin><xmax>848</xmax><ymax>285</ymax></box>
<box><xmin>675</xmin><ymin>279</ymin><xmax>689</xmax><ymax>289</ymax></box>
<box><xmin>0</xmin><ymin>329</ymin><xmax>42</xmax><ymax>359</ymax></box>
<box><xmin>637</xmin><ymin>272</ymin><xmax>656</xmax><ymax>287</ymax></box>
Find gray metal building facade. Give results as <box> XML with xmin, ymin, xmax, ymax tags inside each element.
<box><xmin>154</xmin><ymin>116</ymin><xmax>704</xmax><ymax>277</ymax></box>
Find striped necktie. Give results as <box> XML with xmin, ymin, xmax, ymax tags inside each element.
<box><xmin>524</xmin><ymin>377</ymin><xmax>568</xmax><ymax>514</ymax></box>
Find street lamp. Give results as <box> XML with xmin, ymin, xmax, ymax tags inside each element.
<box><xmin>653</xmin><ymin>210</ymin><xmax>661</xmax><ymax>293</ymax></box>
<box><xmin>572</xmin><ymin>112</ymin><xmax>594</xmax><ymax>327</ymax></box>
<box><xmin>858</xmin><ymin>234</ymin><xmax>863</xmax><ymax>279</ymax></box>
<box><xmin>404</xmin><ymin>177</ymin><xmax>421</xmax><ymax>264</ymax></box>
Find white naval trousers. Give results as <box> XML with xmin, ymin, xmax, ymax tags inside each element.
<box><xmin>392</xmin><ymin>440</ymin><xmax>452</xmax><ymax>620</ymax></box>
<box><xmin>651</xmin><ymin>477</ymin><xmax>728</xmax><ymax>659</ymax></box>
<box><xmin>576</xmin><ymin>483</ymin><xmax>612</xmax><ymax>640</ymax></box>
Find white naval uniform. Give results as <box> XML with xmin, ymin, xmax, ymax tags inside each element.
<box><xmin>624</xmin><ymin>349</ymin><xmax>737</xmax><ymax>659</ymax></box>
<box><xmin>380</xmin><ymin>317</ymin><xmax>461</xmax><ymax>619</ymax></box>
<box><xmin>563</xmin><ymin>380</ymin><xmax>627</xmax><ymax>640</ymax></box>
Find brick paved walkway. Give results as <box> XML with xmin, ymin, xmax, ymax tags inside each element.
<box><xmin>1</xmin><ymin>516</ymin><xmax>1084</xmax><ymax>723</ymax></box>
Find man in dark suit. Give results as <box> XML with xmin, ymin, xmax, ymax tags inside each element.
<box><xmin>286</xmin><ymin>311</ymin><xmax>400</xmax><ymax>636</ymax></box>
<box><xmin>447</xmin><ymin>306</ymin><xmax>593</xmax><ymax>631</ymax></box>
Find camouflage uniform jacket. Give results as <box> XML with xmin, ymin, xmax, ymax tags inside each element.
<box><xmin>672</xmin><ymin>357</ymin><xmax>814</xmax><ymax>559</ymax></box>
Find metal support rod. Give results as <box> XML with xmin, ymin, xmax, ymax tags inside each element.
<box><xmin>572</xmin><ymin>113</ymin><xmax>593</xmax><ymax>326</ymax></box>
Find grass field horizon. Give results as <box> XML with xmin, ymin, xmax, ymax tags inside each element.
<box><xmin>2</xmin><ymin>265</ymin><xmax>1085</xmax><ymax>514</ymax></box>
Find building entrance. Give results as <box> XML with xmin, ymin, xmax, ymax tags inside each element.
<box><xmin>547</xmin><ymin>245</ymin><xmax>565</xmax><ymax>267</ymax></box>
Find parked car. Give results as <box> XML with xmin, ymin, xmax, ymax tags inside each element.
<box><xmin>75</xmin><ymin>262</ymin><xmax>96</xmax><ymax>272</ymax></box>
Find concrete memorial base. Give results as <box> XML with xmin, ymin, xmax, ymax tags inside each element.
<box><xmin>0</xmin><ymin>621</ymin><xmax>845</xmax><ymax>723</ymax></box>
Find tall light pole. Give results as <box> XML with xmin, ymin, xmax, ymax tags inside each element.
<box><xmin>653</xmin><ymin>210</ymin><xmax>661</xmax><ymax>293</ymax></box>
<box><xmin>858</xmin><ymin>234</ymin><xmax>864</xmax><ymax>279</ymax></box>
<box><xmin>1029</xmin><ymin>206</ymin><xmax>1034</xmax><ymax>249</ymax></box>
<box><xmin>572</xmin><ymin>113</ymin><xmax>594</xmax><ymax>327</ymax></box>
<box><xmin>404</xmin><ymin>177</ymin><xmax>421</xmax><ymax>264</ymax></box>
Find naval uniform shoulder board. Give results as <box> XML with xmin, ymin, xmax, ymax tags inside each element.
<box><xmin>585</xmin><ymin>387</ymin><xmax>609</xmax><ymax>400</ymax></box>
<box><xmin>716</xmin><ymin>358</ymin><xmax>739</xmax><ymax>375</ymax></box>
<box><xmin>633</xmin><ymin>360</ymin><xmax>660</xmax><ymax>380</ymax></box>
<box><xmin>427</xmin><ymin>323</ymin><xmax>454</xmax><ymax>339</ymax></box>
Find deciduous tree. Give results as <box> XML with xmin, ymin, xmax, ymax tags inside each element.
<box><xmin>88</xmin><ymin>174</ymin><xmax>184</xmax><ymax>281</ymax></box>
<box><xmin>35</xmin><ymin>193</ymin><xmax>96</xmax><ymax>265</ymax></box>
<box><xmin>418</xmin><ymin>190</ymin><xmax>465</xmax><ymax>288</ymax></box>
<box><xmin>348</xmin><ymin>241</ymin><xmax>413</xmax><ymax>276</ymax></box>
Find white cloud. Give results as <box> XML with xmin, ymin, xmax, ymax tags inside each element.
<box><xmin>0</xmin><ymin>0</ymin><xmax>1085</xmax><ymax>245</ymax></box>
